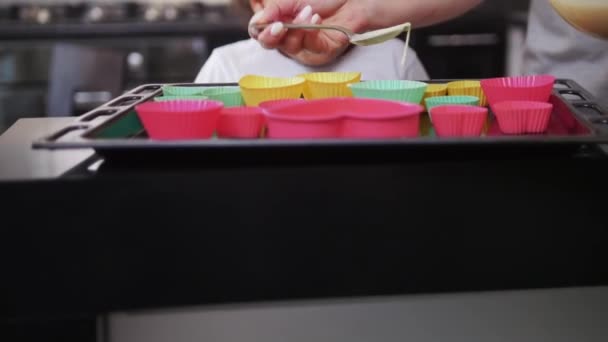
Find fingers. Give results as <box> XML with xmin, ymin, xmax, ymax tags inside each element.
<box><xmin>281</xmin><ymin>5</ymin><xmax>314</xmax><ymax>56</ymax></box>
<box><xmin>250</xmin><ymin>3</ymin><xmax>289</xmax><ymax>50</ymax></box>
<box><xmin>257</xmin><ymin>22</ymin><xmax>288</xmax><ymax>50</ymax></box>
<box><xmin>248</xmin><ymin>10</ymin><xmax>266</xmax><ymax>39</ymax></box>
<box><xmin>283</xmin><ymin>26</ymin><xmax>350</xmax><ymax>66</ymax></box>
<box><xmin>249</xmin><ymin>0</ymin><xmax>348</xmax><ymax>65</ymax></box>
<box><xmin>255</xmin><ymin>6</ymin><xmax>322</xmax><ymax>53</ymax></box>
<box><xmin>254</xmin><ymin>0</ymin><xmax>312</xmax><ymax>49</ymax></box>
<box><xmin>295</xmin><ymin>5</ymin><xmax>313</xmax><ymax>23</ymax></box>
<box><xmin>258</xmin><ymin>0</ymin><xmax>307</xmax><ymax>24</ymax></box>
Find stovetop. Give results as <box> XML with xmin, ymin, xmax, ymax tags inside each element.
<box><xmin>0</xmin><ymin>1</ymin><xmax>228</xmax><ymax>25</ymax></box>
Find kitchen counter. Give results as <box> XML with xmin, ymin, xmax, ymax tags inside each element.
<box><xmin>0</xmin><ymin>117</ymin><xmax>95</xmax><ymax>180</ymax></box>
<box><xmin>111</xmin><ymin>286</ymin><xmax>608</xmax><ymax>342</ymax></box>
<box><xmin>2</xmin><ymin>117</ymin><xmax>608</xmax><ymax>340</ymax></box>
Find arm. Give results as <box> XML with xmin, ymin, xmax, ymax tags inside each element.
<box><xmin>365</xmin><ymin>0</ymin><xmax>484</xmax><ymax>29</ymax></box>
<box><xmin>254</xmin><ymin>0</ymin><xmax>484</xmax><ymax>66</ymax></box>
<box><xmin>257</xmin><ymin>0</ymin><xmax>484</xmax><ymax>33</ymax></box>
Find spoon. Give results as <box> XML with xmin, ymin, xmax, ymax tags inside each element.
<box><xmin>253</xmin><ymin>22</ymin><xmax>410</xmax><ymax>46</ymax></box>
<box><xmin>252</xmin><ymin>22</ymin><xmax>412</xmax><ymax>67</ymax></box>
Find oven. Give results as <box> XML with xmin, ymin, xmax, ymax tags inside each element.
<box><xmin>0</xmin><ymin>0</ymin><xmax>247</xmax><ymax>132</ymax></box>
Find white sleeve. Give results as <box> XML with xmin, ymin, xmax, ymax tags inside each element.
<box><xmin>194</xmin><ymin>50</ymin><xmax>233</xmax><ymax>83</ymax></box>
<box><xmin>400</xmin><ymin>48</ymin><xmax>430</xmax><ymax>81</ymax></box>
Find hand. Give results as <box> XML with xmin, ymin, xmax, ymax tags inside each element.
<box><xmin>249</xmin><ymin>0</ymin><xmax>483</xmax><ymax>66</ymax></box>
<box><xmin>250</xmin><ymin>0</ymin><xmax>370</xmax><ymax>66</ymax></box>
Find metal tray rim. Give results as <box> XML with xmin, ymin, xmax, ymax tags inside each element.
<box><xmin>32</xmin><ymin>79</ymin><xmax>608</xmax><ymax>151</ymax></box>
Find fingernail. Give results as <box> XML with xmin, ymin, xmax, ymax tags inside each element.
<box><xmin>249</xmin><ymin>10</ymin><xmax>265</xmax><ymax>25</ymax></box>
<box><xmin>311</xmin><ymin>13</ymin><xmax>321</xmax><ymax>24</ymax></box>
<box><xmin>270</xmin><ymin>22</ymin><xmax>284</xmax><ymax>36</ymax></box>
<box><xmin>296</xmin><ymin>5</ymin><xmax>312</xmax><ymax>21</ymax></box>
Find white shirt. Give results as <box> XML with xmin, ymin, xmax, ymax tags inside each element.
<box><xmin>524</xmin><ymin>0</ymin><xmax>608</xmax><ymax>109</ymax></box>
<box><xmin>195</xmin><ymin>38</ymin><xmax>429</xmax><ymax>83</ymax></box>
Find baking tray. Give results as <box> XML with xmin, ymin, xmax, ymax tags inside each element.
<box><xmin>32</xmin><ymin>79</ymin><xmax>608</xmax><ymax>163</ymax></box>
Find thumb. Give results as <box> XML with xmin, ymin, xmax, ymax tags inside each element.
<box><xmin>258</xmin><ymin>0</ymin><xmax>307</xmax><ymax>23</ymax></box>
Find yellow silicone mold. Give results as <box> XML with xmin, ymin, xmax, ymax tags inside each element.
<box><xmin>239</xmin><ymin>75</ymin><xmax>306</xmax><ymax>106</ymax></box>
<box><xmin>422</xmin><ymin>83</ymin><xmax>448</xmax><ymax>110</ymax></box>
<box><xmin>447</xmin><ymin>80</ymin><xmax>488</xmax><ymax>106</ymax></box>
<box><xmin>298</xmin><ymin>72</ymin><xmax>362</xmax><ymax>99</ymax></box>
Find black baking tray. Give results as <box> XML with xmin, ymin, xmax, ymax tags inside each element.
<box><xmin>32</xmin><ymin>79</ymin><xmax>608</xmax><ymax>164</ymax></box>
